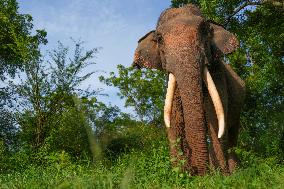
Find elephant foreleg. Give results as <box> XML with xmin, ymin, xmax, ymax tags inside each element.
<box><xmin>205</xmin><ymin>63</ymin><xmax>230</xmax><ymax>174</ymax></box>
<box><xmin>222</xmin><ymin>62</ymin><xmax>246</xmax><ymax>173</ymax></box>
<box><xmin>205</xmin><ymin>96</ymin><xmax>230</xmax><ymax>174</ymax></box>
<box><xmin>167</xmin><ymin>85</ymin><xmax>191</xmax><ymax>171</ymax></box>
<box><xmin>227</xmin><ymin>119</ymin><xmax>241</xmax><ymax>173</ymax></box>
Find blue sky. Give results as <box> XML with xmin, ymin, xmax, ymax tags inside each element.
<box><xmin>18</xmin><ymin>0</ymin><xmax>171</xmax><ymax>112</ymax></box>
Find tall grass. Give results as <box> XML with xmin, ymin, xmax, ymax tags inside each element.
<box><xmin>1</xmin><ymin>126</ymin><xmax>283</xmax><ymax>188</ymax></box>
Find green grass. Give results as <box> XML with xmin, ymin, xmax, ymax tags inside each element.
<box><xmin>1</xmin><ymin>126</ymin><xmax>283</xmax><ymax>188</ymax></box>
<box><xmin>1</xmin><ymin>143</ymin><xmax>284</xmax><ymax>189</ymax></box>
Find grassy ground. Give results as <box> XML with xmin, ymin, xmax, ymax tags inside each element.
<box><xmin>1</xmin><ymin>143</ymin><xmax>283</xmax><ymax>189</ymax></box>
<box><xmin>1</xmin><ymin>127</ymin><xmax>283</xmax><ymax>188</ymax></box>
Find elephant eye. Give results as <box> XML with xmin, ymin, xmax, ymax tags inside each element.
<box><xmin>153</xmin><ymin>33</ymin><xmax>163</xmax><ymax>43</ymax></box>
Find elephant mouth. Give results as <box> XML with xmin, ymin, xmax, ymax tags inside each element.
<box><xmin>164</xmin><ymin>66</ymin><xmax>225</xmax><ymax>138</ymax></box>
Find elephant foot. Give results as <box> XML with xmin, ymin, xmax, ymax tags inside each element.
<box><xmin>209</xmin><ymin>148</ymin><xmax>218</xmax><ymax>170</ymax></box>
<box><xmin>228</xmin><ymin>152</ymin><xmax>239</xmax><ymax>173</ymax></box>
<box><xmin>208</xmin><ymin>148</ymin><xmax>230</xmax><ymax>175</ymax></box>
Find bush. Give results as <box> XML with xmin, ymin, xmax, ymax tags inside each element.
<box><xmin>104</xmin><ymin>124</ymin><xmax>166</xmax><ymax>160</ymax></box>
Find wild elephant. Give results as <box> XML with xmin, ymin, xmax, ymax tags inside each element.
<box><xmin>133</xmin><ymin>4</ymin><xmax>245</xmax><ymax>175</ymax></box>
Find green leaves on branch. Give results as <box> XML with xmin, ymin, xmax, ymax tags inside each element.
<box><xmin>12</xmin><ymin>41</ymin><xmax>101</xmax><ymax>152</ymax></box>
<box><xmin>0</xmin><ymin>0</ymin><xmax>47</xmax><ymax>80</ymax></box>
<box><xmin>49</xmin><ymin>41</ymin><xmax>100</xmax><ymax>95</ymax></box>
<box><xmin>100</xmin><ymin>65</ymin><xmax>167</xmax><ymax>126</ymax></box>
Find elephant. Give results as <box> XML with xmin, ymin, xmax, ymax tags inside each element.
<box><xmin>132</xmin><ymin>4</ymin><xmax>245</xmax><ymax>176</ymax></box>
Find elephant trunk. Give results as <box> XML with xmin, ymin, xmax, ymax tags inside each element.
<box><xmin>174</xmin><ymin>62</ymin><xmax>208</xmax><ymax>175</ymax></box>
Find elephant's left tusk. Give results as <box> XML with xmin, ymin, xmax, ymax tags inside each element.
<box><xmin>164</xmin><ymin>73</ymin><xmax>176</xmax><ymax>128</ymax></box>
<box><xmin>203</xmin><ymin>66</ymin><xmax>225</xmax><ymax>138</ymax></box>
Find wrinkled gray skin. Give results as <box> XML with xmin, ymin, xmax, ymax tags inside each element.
<box><xmin>133</xmin><ymin>4</ymin><xmax>245</xmax><ymax>175</ymax></box>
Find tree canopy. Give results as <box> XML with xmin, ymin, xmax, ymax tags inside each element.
<box><xmin>0</xmin><ymin>0</ymin><xmax>47</xmax><ymax>79</ymax></box>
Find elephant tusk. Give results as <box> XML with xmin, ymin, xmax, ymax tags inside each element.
<box><xmin>203</xmin><ymin>66</ymin><xmax>225</xmax><ymax>138</ymax></box>
<box><xmin>164</xmin><ymin>73</ymin><xmax>176</xmax><ymax>128</ymax></box>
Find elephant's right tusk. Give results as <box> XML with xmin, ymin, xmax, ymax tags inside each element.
<box><xmin>164</xmin><ymin>73</ymin><xmax>176</xmax><ymax>128</ymax></box>
<box><xmin>203</xmin><ymin>66</ymin><xmax>225</xmax><ymax>138</ymax></box>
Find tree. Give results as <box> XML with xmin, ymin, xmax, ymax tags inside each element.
<box><xmin>12</xmin><ymin>41</ymin><xmax>100</xmax><ymax>151</ymax></box>
<box><xmin>100</xmin><ymin>65</ymin><xmax>167</xmax><ymax>126</ymax></box>
<box><xmin>0</xmin><ymin>108</ymin><xmax>18</xmax><ymax>148</ymax></box>
<box><xmin>0</xmin><ymin>0</ymin><xmax>47</xmax><ymax>80</ymax></box>
<box><xmin>0</xmin><ymin>0</ymin><xmax>47</xmax><ymax>153</ymax></box>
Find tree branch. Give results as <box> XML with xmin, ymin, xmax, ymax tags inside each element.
<box><xmin>225</xmin><ymin>0</ymin><xmax>262</xmax><ymax>26</ymax></box>
<box><xmin>225</xmin><ymin>0</ymin><xmax>283</xmax><ymax>26</ymax></box>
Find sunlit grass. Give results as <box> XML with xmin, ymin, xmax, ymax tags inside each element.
<box><xmin>1</xmin><ymin>141</ymin><xmax>283</xmax><ymax>189</ymax></box>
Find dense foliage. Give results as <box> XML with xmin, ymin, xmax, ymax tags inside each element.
<box><xmin>1</xmin><ymin>129</ymin><xmax>284</xmax><ymax>188</ymax></box>
<box><xmin>0</xmin><ymin>0</ymin><xmax>47</xmax><ymax>153</ymax></box>
<box><xmin>0</xmin><ymin>0</ymin><xmax>47</xmax><ymax>79</ymax></box>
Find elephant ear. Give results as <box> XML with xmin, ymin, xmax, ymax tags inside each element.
<box><xmin>210</xmin><ymin>23</ymin><xmax>239</xmax><ymax>54</ymax></box>
<box><xmin>138</xmin><ymin>30</ymin><xmax>156</xmax><ymax>43</ymax></box>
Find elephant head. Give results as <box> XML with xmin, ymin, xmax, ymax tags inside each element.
<box><xmin>133</xmin><ymin>4</ymin><xmax>239</xmax><ymax>175</ymax></box>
